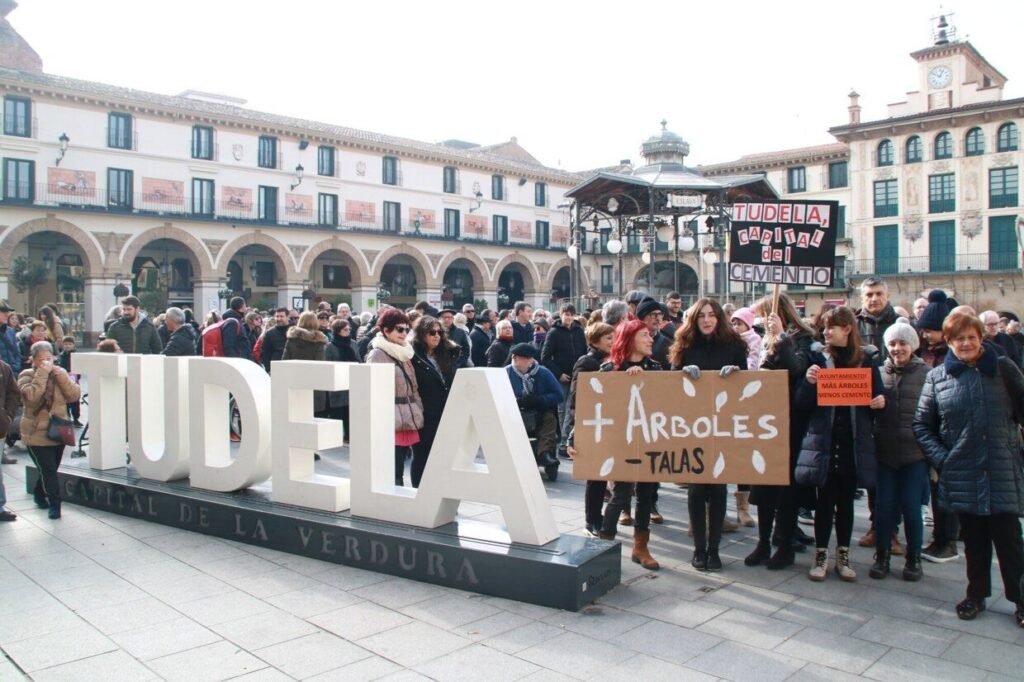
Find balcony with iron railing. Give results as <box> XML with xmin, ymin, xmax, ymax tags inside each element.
<box><xmin>0</xmin><ymin>183</ymin><xmax>570</xmax><ymax>252</ymax></box>
<box><xmin>849</xmin><ymin>253</ymin><xmax>1020</xmax><ymax>277</ymax></box>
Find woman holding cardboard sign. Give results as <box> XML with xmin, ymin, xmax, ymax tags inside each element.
<box><xmin>913</xmin><ymin>311</ymin><xmax>1024</xmax><ymax>628</ymax></box>
<box><xmin>669</xmin><ymin>298</ymin><xmax>749</xmax><ymax>572</ymax></box>
<box><xmin>796</xmin><ymin>306</ymin><xmax>884</xmax><ymax>582</ymax></box>
<box><xmin>597</xmin><ymin>319</ymin><xmax>662</xmax><ymax>570</ymax></box>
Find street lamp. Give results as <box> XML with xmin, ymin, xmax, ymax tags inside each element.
<box><xmin>249</xmin><ymin>262</ymin><xmax>258</xmax><ymax>283</ymax></box>
<box><xmin>55</xmin><ymin>133</ymin><xmax>70</xmax><ymax>166</ymax></box>
<box><xmin>42</xmin><ymin>253</ymin><xmax>53</xmax><ymax>272</ymax></box>
<box><xmin>606</xmin><ymin>237</ymin><xmax>623</xmax><ymax>255</ymax></box>
<box><xmin>290</xmin><ymin>164</ymin><xmax>304</xmax><ymax>191</ymax></box>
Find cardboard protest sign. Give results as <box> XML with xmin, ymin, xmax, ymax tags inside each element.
<box><xmin>816</xmin><ymin>368</ymin><xmax>872</xmax><ymax>406</ymax></box>
<box><xmin>572</xmin><ymin>370</ymin><xmax>790</xmax><ymax>484</ymax></box>
<box><xmin>728</xmin><ymin>200</ymin><xmax>840</xmax><ymax>287</ymax></box>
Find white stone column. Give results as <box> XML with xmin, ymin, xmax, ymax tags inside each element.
<box><xmin>193</xmin><ymin>280</ymin><xmax>223</xmax><ymax>318</ymax></box>
<box><xmin>0</xmin><ymin>272</ymin><xmax>9</xmax><ymax>301</ymax></box>
<box><xmin>350</xmin><ymin>285</ymin><xmax>377</xmax><ymax>314</ymax></box>
<box><xmin>479</xmin><ymin>289</ymin><xmax>497</xmax><ymax>311</ymax></box>
<box><xmin>279</xmin><ymin>282</ymin><xmax>306</xmax><ymax>311</ymax></box>
<box><xmin>419</xmin><ymin>286</ymin><xmax>442</xmax><ymax>310</ymax></box>
<box><xmin>84</xmin><ymin>276</ymin><xmax>118</xmax><ymax>347</ymax></box>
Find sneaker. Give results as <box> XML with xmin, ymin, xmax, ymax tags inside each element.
<box><xmin>744</xmin><ymin>541</ymin><xmax>772</xmax><ymax>567</ymax></box>
<box><xmin>923</xmin><ymin>505</ymin><xmax>934</xmax><ymax>527</ymax></box>
<box><xmin>956</xmin><ymin>597</ymin><xmax>986</xmax><ymax>621</ymax></box>
<box><xmin>809</xmin><ymin>548</ymin><xmax>828</xmax><ymax>581</ymax></box>
<box><xmin>836</xmin><ymin>546</ymin><xmax>857</xmax><ymax>582</ymax></box>
<box><xmin>922</xmin><ymin>541</ymin><xmax>959</xmax><ymax>563</ymax></box>
<box><xmin>766</xmin><ymin>547</ymin><xmax>795</xmax><ymax>570</ymax></box>
<box><xmin>0</xmin><ymin>510</ymin><xmax>16</xmax><ymax>522</ymax></box>
<box><xmin>903</xmin><ymin>554</ymin><xmax>923</xmax><ymax>582</ymax></box>
<box><xmin>794</xmin><ymin>526</ymin><xmax>815</xmax><ymax>546</ymax></box>
<box><xmin>618</xmin><ymin>510</ymin><xmax>633</xmax><ymax>527</ymax></box>
<box><xmin>798</xmin><ymin>509</ymin><xmax>814</xmax><ymax>526</ymax></box>
<box><xmin>649</xmin><ymin>504</ymin><xmax>664</xmax><ymax>525</ymax></box>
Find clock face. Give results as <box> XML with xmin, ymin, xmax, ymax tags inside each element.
<box><xmin>929</xmin><ymin>66</ymin><xmax>952</xmax><ymax>89</ymax></box>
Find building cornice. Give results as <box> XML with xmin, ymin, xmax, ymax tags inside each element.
<box><xmin>699</xmin><ymin>144</ymin><xmax>849</xmax><ymax>175</ymax></box>
<box><xmin>829</xmin><ymin>96</ymin><xmax>1024</xmax><ymax>141</ymax></box>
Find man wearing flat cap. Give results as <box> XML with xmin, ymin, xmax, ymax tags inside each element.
<box><xmin>505</xmin><ymin>343</ymin><xmax>564</xmax><ymax>481</ymax></box>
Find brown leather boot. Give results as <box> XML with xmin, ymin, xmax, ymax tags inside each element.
<box><xmin>631</xmin><ymin>529</ymin><xmax>660</xmax><ymax>570</ymax></box>
<box><xmin>619</xmin><ymin>509</ymin><xmax>633</xmax><ymax>526</ymax></box>
<box><xmin>858</xmin><ymin>528</ymin><xmax>876</xmax><ymax>547</ymax></box>
<box><xmin>736</xmin><ymin>491</ymin><xmax>755</xmax><ymax>527</ymax></box>
<box><xmin>890</xmin><ymin>531</ymin><xmax>905</xmax><ymax>556</ymax></box>
<box><xmin>722</xmin><ymin>517</ymin><xmax>739</xmax><ymax>533</ymax></box>
<box><xmin>598</xmin><ymin>531</ymin><xmax>616</xmax><ymax>541</ymax></box>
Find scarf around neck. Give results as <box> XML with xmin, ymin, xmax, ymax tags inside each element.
<box><xmin>371</xmin><ymin>334</ymin><xmax>414</xmax><ymax>363</ymax></box>
<box><xmin>513</xmin><ymin>360</ymin><xmax>540</xmax><ymax>394</ymax></box>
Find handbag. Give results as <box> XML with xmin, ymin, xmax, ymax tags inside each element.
<box><xmin>40</xmin><ymin>372</ymin><xmax>77</xmax><ymax>447</ymax></box>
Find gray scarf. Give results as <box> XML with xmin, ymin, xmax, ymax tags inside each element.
<box><xmin>512</xmin><ymin>361</ymin><xmax>540</xmax><ymax>395</ymax></box>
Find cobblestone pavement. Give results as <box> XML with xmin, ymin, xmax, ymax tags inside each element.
<box><xmin>1</xmin><ymin>445</ymin><xmax>1022</xmax><ymax>681</ymax></box>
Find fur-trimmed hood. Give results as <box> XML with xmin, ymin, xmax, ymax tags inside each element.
<box><xmin>286</xmin><ymin>326</ymin><xmax>328</xmax><ymax>344</ymax></box>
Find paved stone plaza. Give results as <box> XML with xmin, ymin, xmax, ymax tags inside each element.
<box><xmin>1</xmin><ymin>448</ymin><xmax>1022</xmax><ymax>681</ymax></box>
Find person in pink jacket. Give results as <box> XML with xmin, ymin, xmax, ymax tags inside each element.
<box><xmin>731</xmin><ymin>308</ymin><xmax>762</xmax><ymax>371</ymax></box>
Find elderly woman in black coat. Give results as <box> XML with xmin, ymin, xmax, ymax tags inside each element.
<box><xmin>410</xmin><ymin>316</ymin><xmax>460</xmax><ymax>488</ymax></box>
<box><xmin>914</xmin><ymin>311</ymin><xmax>1024</xmax><ymax>627</ymax></box>
<box><xmin>871</xmin><ymin>319</ymin><xmax>929</xmax><ymax>581</ymax></box>
<box><xmin>324</xmin><ymin>318</ymin><xmax>360</xmax><ymax>440</ymax></box>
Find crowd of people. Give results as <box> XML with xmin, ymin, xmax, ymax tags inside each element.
<box><xmin>0</xmin><ymin>278</ymin><xmax>1022</xmax><ymax>631</ymax></box>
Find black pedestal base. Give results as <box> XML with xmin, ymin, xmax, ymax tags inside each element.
<box><xmin>26</xmin><ymin>464</ymin><xmax>620</xmax><ymax>611</ymax></box>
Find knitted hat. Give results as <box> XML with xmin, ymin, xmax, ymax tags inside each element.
<box><xmin>636</xmin><ymin>297</ymin><xmax>666</xmax><ymax>321</ymax></box>
<box><xmin>510</xmin><ymin>342</ymin><xmax>538</xmax><ymax>359</ymax></box>
<box><xmin>731</xmin><ymin>307</ymin><xmax>755</xmax><ymax>330</ymax></box>
<box><xmin>883</xmin><ymin>317</ymin><xmax>920</xmax><ymax>352</ymax></box>
<box><xmin>916</xmin><ymin>289</ymin><xmax>952</xmax><ymax>331</ymax></box>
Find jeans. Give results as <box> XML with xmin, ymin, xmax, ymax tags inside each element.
<box><xmin>689</xmin><ymin>484</ymin><xmax>727</xmax><ymax>551</ymax></box>
<box><xmin>602</xmin><ymin>482</ymin><xmax>655</xmax><ymax>535</ymax></box>
<box><xmin>557</xmin><ymin>382</ymin><xmax>570</xmax><ymax>452</ymax></box>
<box><xmin>875</xmin><ymin>460</ymin><xmax>929</xmax><ymax>556</ymax></box>
<box><xmin>959</xmin><ymin>513</ymin><xmax>1024</xmax><ymax>605</ymax></box>
<box><xmin>814</xmin><ymin>470</ymin><xmax>857</xmax><ymax>548</ymax></box>
<box><xmin>27</xmin><ymin>445</ymin><xmax>64</xmax><ymax>507</ymax></box>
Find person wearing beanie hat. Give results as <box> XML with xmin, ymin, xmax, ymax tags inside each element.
<box><xmin>872</xmin><ymin>317</ymin><xmax>929</xmax><ymax>581</ymax></box>
<box><xmin>731</xmin><ymin>307</ymin><xmax>762</xmax><ymax>372</ymax></box>
<box><xmin>918</xmin><ymin>290</ymin><xmax>952</xmax><ymax>369</ymax></box>
<box><xmin>636</xmin><ymin>297</ymin><xmax>671</xmax><ymax>369</ymax></box>
<box><xmin>505</xmin><ymin>341</ymin><xmax>563</xmax><ymax>481</ymax></box>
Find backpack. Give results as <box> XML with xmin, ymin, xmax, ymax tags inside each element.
<box><xmin>201</xmin><ymin>318</ymin><xmax>240</xmax><ymax>357</ymax></box>
<box><xmin>252</xmin><ymin>332</ymin><xmax>264</xmax><ymax>365</ymax></box>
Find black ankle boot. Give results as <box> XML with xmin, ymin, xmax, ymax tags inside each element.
<box><xmin>706</xmin><ymin>548</ymin><xmax>722</xmax><ymax>572</ymax></box>
<box><xmin>869</xmin><ymin>549</ymin><xmax>891</xmax><ymax>579</ymax></box>
<box><xmin>765</xmin><ymin>546</ymin><xmax>795</xmax><ymax>570</ymax></box>
<box><xmin>691</xmin><ymin>548</ymin><xmax>708</xmax><ymax>571</ymax></box>
<box><xmin>903</xmin><ymin>553</ymin><xmax>923</xmax><ymax>582</ymax></box>
<box><xmin>34</xmin><ymin>491</ymin><xmax>48</xmax><ymax>509</ymax></box>
<box><xmin>744</xmin><ymin>541</ymin><xmax>772</xmax><ymax>566</ymax></box>
<box><xmin>48</xmin><ymin>504</ymin><xmax>61</xmax><ymax>520</ymax></box>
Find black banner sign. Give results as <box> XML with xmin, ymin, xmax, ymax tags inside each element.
<box><xmin>728</xmin><ymin>200</ymin><xmax>840</xmax><ymax>287</ymax></box>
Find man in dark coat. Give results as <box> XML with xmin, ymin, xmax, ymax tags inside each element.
<box><xmin>637</xmin><ymin>297</ymin><xmax>672</xmax><ymax>368</ymax></box>
<box><xmin>221</xmin><ymin>297</ymin><xmax>251</xmax><ymax>360</ymax></box>
<box><xmin>161</xmin><ymin>307</ymin><xmax>197</xmax><ymax>357</ymax></box>
<box><xmin>506</xmin><ymin>342</ymin><xmax>563</xmax><ymax>481</ymax></box>
<box><xmin>105</xmin><ymin>296</ymin><xmax>163</xmax><ymax>355</ymax></box>
<box><xmin>541</xmin><ymin>304</ymin><xmax>587</xmax><ymax>456</ymax></box>
<box><xmin>0</xmin><ymin>301</ymin><xmax>21</xmax><ymax>372</ymax></box>
<box><xmin>260</xmin><ymin>308</ymin><xmax>290</xmax><ymax>371</ymax></box>
<box><xmin>981</xmin><ymin>310</ymin><xmax>1022</xmax><ymax>367</ymax></box>
<box><xmin>438</xmin><ymin>308</ymin><xmax>471</xmax><ymax>368</ymax></box>
<box><xmin>511</xmin><ymin>302</ymin><xmax>534</xmax><ymax>345</ymax></box>
<box><xmin>856</xmin><ymin>277</ymin><xmax>898</xmax><ymax>360</ymax></box>
<box><xmin>470</xmin><ymin>314</ymin><xmax>493</xmax><ymax>369</ymax></box>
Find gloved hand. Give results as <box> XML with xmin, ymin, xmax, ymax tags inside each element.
<box><xmin>681</xmin><ymin>365</ymin><xmax>701</xmax><ymax>380</ymax></box>
<box><xmin>519</xmin><ymin>394</ymin><xmax>543</xmax><ymax>409</ymax></box>
<box><xmin>719</xmin><ymin>365</ymin><xmax>741</xmax><ymax>378</ymax></box>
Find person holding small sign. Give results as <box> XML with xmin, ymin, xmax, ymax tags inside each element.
<box><xmin>597</xmin><ymin>319</ymin><xmax>663</xmax><ymax>570</ymax></box>
<box><xmin>669</xmin><ymin>298</ymin><xmax>749</xmax><ymax>572</ymax></box>
<box><xmin>795</xmin><ymin>306</ymin><xmax>884</xmax><ymax>582</ymax></box>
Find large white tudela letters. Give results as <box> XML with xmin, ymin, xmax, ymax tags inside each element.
<box><xmin>271</xmin><ymin>360</ymin><xmax>349</xmax><ymax>511</ymax></box>
<box><xmin>349</xmin><ymin>367</ymin><xmax>559</xmax><ymax>545</ymax></box>
<box><xmin>188</xmin><ymin>358</ymin><xmax>272</xmax><ymax>491</ymax></box>
<box><xmin>126</xmin><ymin>356</ymin><xmax>190</xmax><ymax>481</ymax></box>
<box><xmin>72</xmin><ymin>352</ymin><xmax>127</xmax><ymax>470</ymax></box>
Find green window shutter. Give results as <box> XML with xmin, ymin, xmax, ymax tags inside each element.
<box><xmin>989</xmin><ymin>216</ymin><xmax>1018</xmax><ymax>270</ymax></box>
<box><xmin>874</xmin><ymin>225</ymin><xmax>898</xmax><ymax>274</ymax></box>
<box><xmin>929</xmin><ymin>221</ymin><xmax>955</xmax><ymax>272</ymax></box>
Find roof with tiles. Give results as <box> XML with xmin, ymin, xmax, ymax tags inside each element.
<box><xmin>699</xmin><ymin>142</ymin><xmax>849</xmax><ymax>175</ymax></box>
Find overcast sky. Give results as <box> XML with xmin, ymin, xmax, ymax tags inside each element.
<box><xmin>12</xmin><ymin>0</ymin><xmax>1024</xmax><ymax>171</ymax></box>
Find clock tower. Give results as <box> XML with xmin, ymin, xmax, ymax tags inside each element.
<box><xmin>887</xmin><ymin>15</ymin><xmax>1007</xmax><ymax>118</ymax></box>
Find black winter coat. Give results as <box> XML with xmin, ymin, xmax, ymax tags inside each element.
<box><xmin>447</xmin><ymin>326</ymin><xmax>472</xmax><ymax>368</ymax></box>
<box><xmin>162</xmin><ymin>324</ymin><xmax>197</xmax><ymax>357</ymax></box>
<box><xmin>324</xmin><ymin>335</ymin><xmax>359</xmax><ymax>409</ymax></box>
<box><xmin>470</xmin><ymin>326</ymin><xmax>492</xmax><ymax>369</ymax></box>
<box><xmin>486</xmin><ymin>338</ymin><xmax>513</xmax><ymax>368</ymax></box>
<box><xmin>566</xmin><ymin>349</ymin><xmax>606</xmax><ymax>442</ymax></box>
<box><xmin>913</xmin><ymin>348</ymin><xmax>1024</xmax><ymax>516</ymax></box>
<box><xmin>794</xmin><ymin>348</ymin><xmax>882</xmax><ymax>489</ymax></box>
<box><xmin>412</xmin><ymin>346</ymin><xmax>457</xmax><ymax>445</ymax></box>
<box><xmin>856</xmin><ymin>304</ymin><xmax>898</xmax><ymax>361</ymax></box>
<box><xmin>670</xmin><ymin>333</ymin><xmax>748</xmax><ymax>373</ymax></box>
<box><xmin>541</xmin><ymin>319</ymin><xmax>587</xmax><ymax>381</ymax></box>
<box><xmin>260</xmin><ymin>325</ymin><xmax>289</xmax><ymax>371</ymax></box>
<box><xmin>105</xmin><ymin>315</ymin><xmax>163</xmax><ymax>355</ymax></box>
<box><xmin>221</xmin><ymin>310</ymin><xmax>252</xmax><ymax>360</ymax></box>
<box><xmin>512</xmin><ymin>321</ymin><xmax>533</xmax><ymax>345</ymax></box>
<box><xmin>874</xmin><ymin>357</ymin><xmax>928</xmax><ymax>469</ymax></box>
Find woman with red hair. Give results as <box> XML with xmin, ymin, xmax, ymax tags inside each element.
<box><xmin>669</xmin><ymin>298</ymin><xmax>749</xmax><ymax>572</ymax></box>
<box><xmin>597</xmin><ymin>318</ymin><xmax>662</xmax><ymax>570</ymax></box>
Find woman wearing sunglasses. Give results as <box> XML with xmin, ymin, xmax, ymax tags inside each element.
<box><xmin>365</xmin><ymin>308</ymin><xmax>424</xmax><ymax>486</ymax></box>
<box><xmin>410</xmin><ymin>316</ymin><xmax>461</xmax><ymax>488</ymax></box>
